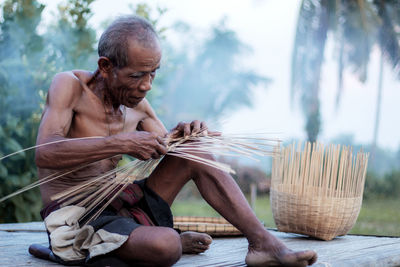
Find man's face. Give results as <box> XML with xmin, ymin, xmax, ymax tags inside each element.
<box><xmin>108</xmin><ymin>38</ymin><xmax>162</xmax><ymax>108</ymax></box>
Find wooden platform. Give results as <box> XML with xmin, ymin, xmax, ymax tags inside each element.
<box><xmin>1</xmin><ymin>222</ymin><xmax>399</xmax><ymax>266</ymax></box>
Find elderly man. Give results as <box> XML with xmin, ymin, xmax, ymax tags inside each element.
<box><xmin>35</xmin><ymin>16</ymin><xmax>317</xmax><ymax>266</ymax></box>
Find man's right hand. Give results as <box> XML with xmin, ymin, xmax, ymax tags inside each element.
<box><xmin>121</xmin><ymin>131</ymin><xmax>168</xmax><ymax>160</ymax></box>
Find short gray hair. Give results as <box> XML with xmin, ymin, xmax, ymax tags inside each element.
<box><xmin>98</xmin><ymin>16</ymin><xmax>158</xmax><ymax>68</ymax></box>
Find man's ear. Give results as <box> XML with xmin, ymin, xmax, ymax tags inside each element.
<box><xmin>98</xmin><ymin>57</ymin><xmax>113</xmax><ymax>79</ymax></box>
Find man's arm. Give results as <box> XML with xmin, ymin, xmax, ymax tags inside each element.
<box><xmin>35</xmin><ymin>73</ymin><xmax>166</xmax><ymax>169</ymax></box>
<box><xmin>137</xmin><ymin>99</ymin><xmax>168</xmax><ymax>137</ymax></box>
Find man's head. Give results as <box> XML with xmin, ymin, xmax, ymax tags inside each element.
<box><xmin>97</xmin><ymin>16</ymin><xmax>162</xmax><ymax>108</ymax></box>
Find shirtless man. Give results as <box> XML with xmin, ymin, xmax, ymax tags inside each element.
<box><xmin>35</xmin><ymin>16</ymin><xmax>317</xmax><ymax>266</ymax></box>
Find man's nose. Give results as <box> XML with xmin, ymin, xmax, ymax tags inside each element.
<box><xmin>139</xmin><ymin>74</ymin><xmax>152</xmax><ymax>91</ymax></box>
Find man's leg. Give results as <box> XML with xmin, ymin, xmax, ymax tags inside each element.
<box><xmin>114</xmin><ymin>226</ymin><xmax>182</xmax><ymax>266</ymax></box>
<box><xmin>145</xmin><ymin>154</ymin><xmax>317</xmax><ymax>267</ymax></box>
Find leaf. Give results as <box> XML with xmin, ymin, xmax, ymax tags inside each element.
<box><xmin>0</xmin><ymin>163</ymin><xmax>8</xmax><ymax>177</ymax></box>
<box><xmin>4</xmin><ymin>137</ymin><xmax>25</xmax><ymax>160</ymax></box>
<box><xmin>5</xmin><ymin>115</ymin><xmax>19</xmax><ymax>129</ymax></box>
<box><xmin>7</xmin><ymin>174</ymin><xmax>23</xmax><ymax>187</ymax></box>
<box><xmin>0</xmin><ymin>126</ymin><xmax>5</xmax><ymax>138</ymax></box>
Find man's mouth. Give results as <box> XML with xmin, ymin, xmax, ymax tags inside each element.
<box><xmin>128</xmin><ymin>96</ymin><xmax>144</xmax><ymax>105</ymax></box>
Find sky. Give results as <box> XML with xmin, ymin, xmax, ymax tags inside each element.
<box><xmin>39</xmin><ymin>0</ymin><xmax>400</xmax><ymax>150</ymax></box>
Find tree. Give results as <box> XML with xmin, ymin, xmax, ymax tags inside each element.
<box><xmin>45</xmin><ymin>0</ymin><xmax>97</xmax><ymax>71</ymax></box>
<box><xmin>0</xmin><ymin>0</ymin><xmax>98</xmax><ymax>222</ymax></box>
<box><xmin>0</xmin><ymin>0</ymin><xmax>47</xmax><ymax>222</ymax></box>
<box><xmin>291</xmin><ymin>0</ymin><xmax>400</xmax><ymax>143</ymax></box>
<box><xmin>155</xmin><ymin>20</ymin><xmax>270</xmax><ymax>128</ymax></box>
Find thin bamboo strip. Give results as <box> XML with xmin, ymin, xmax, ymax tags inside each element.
<box><xmin>0</xmin><ymin>155</ymin><xmax>120</xmax><ymax>203</ymax></box>
<box><xmin>51</xmin><ymin>156</ymin><xmax>136</xmax><ymax>202</ymax></box>
<box><xmin>0</xmin><ymin>136</ymin><xmax>105</xmax><ymax>161</ymax></box>
<box><xmin>80</xmin><ymin>158</ymin><xmax>164</xmax><ymax>223</ymax></box>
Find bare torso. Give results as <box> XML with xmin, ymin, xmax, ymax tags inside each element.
<box><xmin>38</xmin><ymin>70</ymin><xmax>149</xmax><ymax>206</ymax></box>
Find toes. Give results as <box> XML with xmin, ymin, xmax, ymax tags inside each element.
<box><xmin>294</xmin><ymin>250</ymin><xmax>318</xmax><ymax>265</ymax></box>
<box><xmin>197</xmin><ymin>233</ymin><xmax>212</xmax><ymax>245</ymax></box>
<box><xmin>193</xmin><ymin>243</ymin><xmax>210</xmax><ymax>251</ymax></box>
<box><xmin>308</xmin><ymin>251</ymin><xmax>318</xmax><ymax>265</ymax></box>
<box><xmin>184</xmin><ymin>245</ymin><xmax>209</xmax><ymax>254</ymax></box>
<box><xmin>191</xmin><ymin>248</ymin><xmax>208</xmax><ymax>254</ymax></box>
<box><xmin>180</xmin><ymin>231</ymin><xmax>212</xmax><ymax>254</ymax></box>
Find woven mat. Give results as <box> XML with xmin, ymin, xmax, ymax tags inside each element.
<box><xmin>173</xmin><ymin>216</ymin><xmax>242</xmax><ymax>236</ymax></box>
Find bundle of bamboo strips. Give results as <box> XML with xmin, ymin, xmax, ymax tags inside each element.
<box><xmin>1</xmin><ymin>132</ymin><xmax>280</xmax><ymax>225</ymax></box>
<box><xmin>66</xmin><ymin>132</ymin><xmax>280</xmax><ymax>224</ymax></box>
<box><xmin>173</xmin><ymin>216</ymin><xmax>242</xmax><ymax>236</ymax></box>
<box><xmin>270</xmin><ymin>142</ymin><xmax>369</xmax><ymax>240</ymax></box>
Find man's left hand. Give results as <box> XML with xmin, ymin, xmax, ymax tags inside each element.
<box><xmin>169</xmin><ymin>120</ymin><xmax>220</xmax><ymax>139</ymax></box>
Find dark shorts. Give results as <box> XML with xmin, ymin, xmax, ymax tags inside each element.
<box><xmin>41</xmin><ymin>179</ymin><xmax>174</xmax><ymax>266</ymax></box>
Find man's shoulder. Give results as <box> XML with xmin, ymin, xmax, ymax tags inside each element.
<box><xmin>48</xmin><ymin>70</ymin><xmax>91</xmax><ymax>107</ymax></box>
<box><xmin>125</xmin><ymin>99</ymin><xmax>154</xmax><ymax>122</ymax></box>
<box><xmin>52</xmin><ymin>70</ymin><xmax>91</xmax><ymax>87</ymax></box>
<box><xmin>132</xmin><ymin>98</ymin><xmax>154</xmax><ymax>115</ymax></box>
<box><xmin>50</xmin><ymin>70</ymin><xmax>95</xmax><ymax>94</ymax></box>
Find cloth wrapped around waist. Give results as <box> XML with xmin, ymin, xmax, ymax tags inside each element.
<box><xmin>41</xmin><ymin>180</ymin><xmax>173</xmax><ymax>263</ymax></box>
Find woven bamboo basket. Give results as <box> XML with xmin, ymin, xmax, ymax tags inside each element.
<box><xmin>270</xmin><ymin>142</ymin><xmax>369</xmax><ymax>240</ymax></box>
<box><xmin>173</xmin><ymin>216</ymin><xmax>242</xmax><ymax>236</ymax></box>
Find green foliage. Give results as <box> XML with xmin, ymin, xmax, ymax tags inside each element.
<box><xmin>130</xmin><ymin>3</ymin><xmax>167</xmax><ymax>40</ymax></box>
<box><xmin>350</xmin><ymin>198</ymin><xmax>400</xmax><ymax>236</ymax></box>
<box><xmin>46</xmin><ymin>0</ymin><xmax>97</xmax><ymax>70</ymax></box>
<box><xmin>364</xmin><ymin>170</ymin><xmax>400</xmax><ymax>200</ymax></box>
<box><xmin>0</xmin><ymin>0</ymin><xmax>46</xmax><ymax>223</ymax></box>
<box><xmin>0</xmin><ymin>0</ymin><xmax>97</xmax><ymax>223</ymax></box>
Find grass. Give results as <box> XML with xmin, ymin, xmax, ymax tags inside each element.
<box><xmin>349</xmin><ymin>198</ymin><xmax>400</xmax><ymax>236</ymax></box>
<box><xmin>171</xmin><ymin>195</ymin><xmax>400</xmax><ymax>237</ymax></box>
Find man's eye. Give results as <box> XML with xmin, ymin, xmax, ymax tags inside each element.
<box><xmin>130</xmin><ymin>74</ymin><xmax>143</xmax><ymax>79</ymax></box>
<box><xmin>150</xmin><ymin>70</ymin><xmax>156</xmax><ymax>76</ymax></box>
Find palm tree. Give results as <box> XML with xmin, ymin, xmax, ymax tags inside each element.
<box><xmin>291</xmin><ymin>0</ymin><xmax>400</xmax><ymax>146</ymax></box>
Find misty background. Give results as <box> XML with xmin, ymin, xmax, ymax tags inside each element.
<box><xmin>0</xmin><ymin>0</ymin><xmax>399</xmax><ymax>229</ymax></box>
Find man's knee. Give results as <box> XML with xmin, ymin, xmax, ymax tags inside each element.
<box><xmin>151</xmin><ymin>228</ymin><xmax>182</xmax><ymax>265</ymax></box>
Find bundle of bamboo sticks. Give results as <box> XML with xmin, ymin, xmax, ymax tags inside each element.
<box><xmin>270</xmin><ymin>142</ymin><xmax>369</xmax><ymax>240</ymax></box>
<box><xmin>1</xmin><ymin>132</ymin><xmax>280</xmax><ymax>225</ymax></box>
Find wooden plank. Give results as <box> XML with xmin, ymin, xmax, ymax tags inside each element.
<box><xmin>0</xmin><ymin>222</ymin><xmax>46</xmax><ymax>232</ymax></box>
<box><xmin>0</xmin><ymin>222</ymin><xmax>400</xmax><ymax>266</ymax></box>
<box><xmin>0</xmin><ymin>231</ymin><xmax>61</xmax><ymax>267</ymax></box>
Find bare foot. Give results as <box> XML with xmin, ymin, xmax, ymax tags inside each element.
<box><xmin>245</xmin><ymin>236</ymin><xmax>317</xmax><ymax>266</ymax></box>
<box><xmin>180</xmin><ymin>231</ymin><xmax>212</xmax><ymax>254</ymax></box>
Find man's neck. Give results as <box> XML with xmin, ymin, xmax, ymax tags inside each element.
<box><xmin>89</xmin><ymin>69</ymin><xmax>121</xmax><ymax>112</ymax></box>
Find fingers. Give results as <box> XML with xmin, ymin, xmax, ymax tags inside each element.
<box><xmin>171</xmin><ymin>120</ymin><xmax>213</xmax><ymax>138</ymax></box>
<box><xmin>129</xmin><ymin>131</ymin><xmax>168</xmax><ymax>160</ymax></box>
<box><xmin>191</xmin><ymin>120</ymin><xmax>202</xmax><ymax>135</ymax></box>
<box><xmin>183</xmin><ymin>122</ymin><xmax>191</xmax><ymax>137</ymax></box>
<box><xmin>208</xmin><ymin>130</ymin><xmax>222</xmax><ymax>137</ymax></box>
<box><xmin>152</xmin><ymin>135</ymin><xmax>167</xmax><ymax>159</ymax></box>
